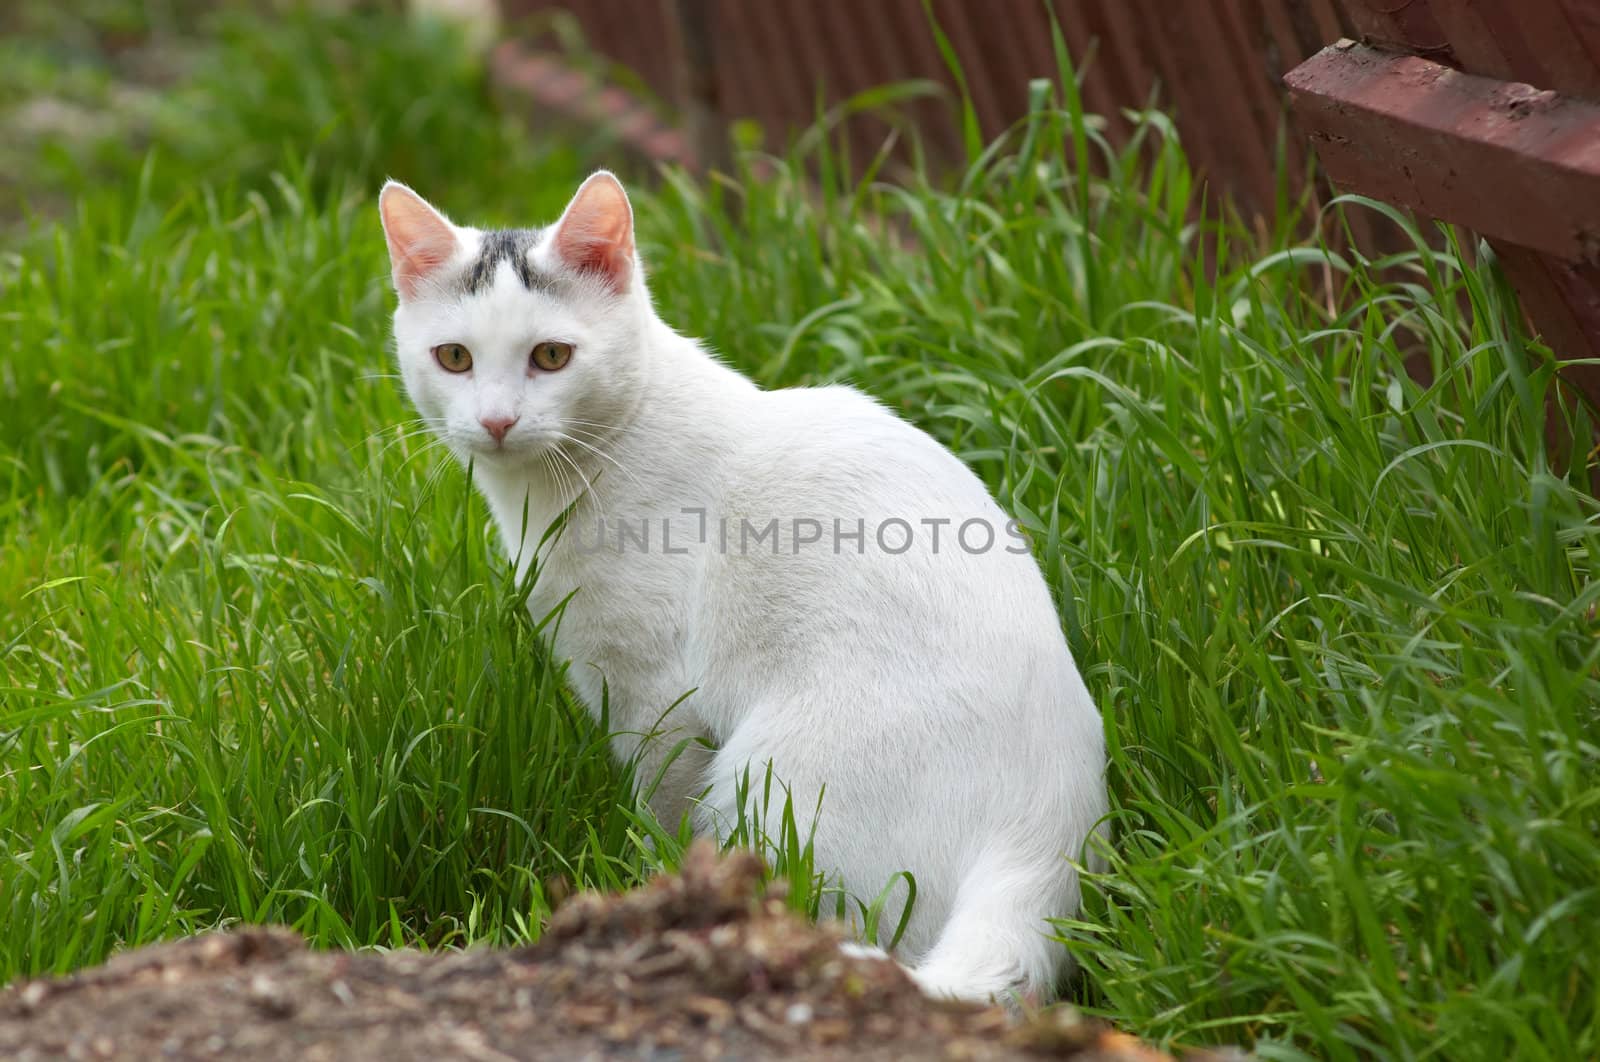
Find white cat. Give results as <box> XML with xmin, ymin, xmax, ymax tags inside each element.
<box><xmin>379</xmin><ymin>171</ymin><xmax>1107</xmax><ymax>1003</ymax></box>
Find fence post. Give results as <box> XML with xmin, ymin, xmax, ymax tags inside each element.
<box><xmin>664</xmin><ymin>0</ymin><xmax>731</xmax><ymax>174</ymax></box>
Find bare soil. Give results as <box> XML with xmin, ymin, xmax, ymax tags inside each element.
<box><xmin>0</xmin><ymin>844</ymin><xmax>1196</xmax><ymax>1061</ymax></box>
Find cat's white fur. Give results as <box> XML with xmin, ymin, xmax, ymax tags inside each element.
<box><xmin>379</xmin><ymin>171</ymin><xmax>1107</xmax><ymax>1003</ymax></box>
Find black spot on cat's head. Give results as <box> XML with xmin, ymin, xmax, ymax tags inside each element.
<box><xmin>463</xmin><ymin>228</ymin><xmax>549</xmax><ymax>295</ymax></box>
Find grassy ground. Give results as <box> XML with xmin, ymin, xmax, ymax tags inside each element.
<box><xmin>3</xmin><ymin>6</ymin><xmax>1598</xmax><ymax>1060</ymax></box>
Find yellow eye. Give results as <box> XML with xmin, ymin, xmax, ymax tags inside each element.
<box><xmin>433</xmin><ymin>343</ymin><xmax>473</xmax><ymax>373</ymax></box>
<box><xmin>531</xmin><ymin>341</ymin><xmax>573</xmax><ymax>372</ymax></box>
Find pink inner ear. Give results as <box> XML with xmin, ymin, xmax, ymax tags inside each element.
<box><xmin>380</xmin><ymin>185</ymin><xmax>458</xmax><ymax>301</ymax></box>
<box><xmin>554</xmin><ymin>175</ymin><xmax>634</xmax><ymax>293</ymax></box>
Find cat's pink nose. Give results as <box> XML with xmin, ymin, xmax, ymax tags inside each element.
<box><xmin>481</xmin><ymin>415</ymin><xmax>519</xmax><ymax>443</ymax></box>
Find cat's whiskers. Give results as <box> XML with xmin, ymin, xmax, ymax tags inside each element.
<box><xmin>381</xmin><ymin>435</ymin><xmax>446</xmax><ymax>468</ymax></box>
<box><xmin>553</xmin><ymin>428</ymin><xmax>642</xmax><ymax>491</ymax></box>
<box><xmin>548</xmin><ymin>441</ymin><xmax>600</xmax><ymax>512</ymax></box>
<box><xmin>413</xmin><ymin>447</ymin><xmax>457</xmax><ymax>503</ymax></box>
<box><xmin>557</xmin><ymin>419</ymin><xmax>637</xmax><ymax>475</ymax></box>
<box><xmin>532</xmin><ymin>441</ymin><xmax>573</xmax><ymax>505</ymax></box>
<box><xmin>343</xmin><ymin>420</ymin><xmax>439</xmax><ymax>467</ymax></box>
<box><xmin>534</xmin><ymin>451</ymin><xmax>564</xmax><ymax>512</ymax></box>
<box><xmin>538</xmin><ymin>447</ymin><xmax>604</xmax><ymax>538</ymax></box>
<box><xmin>387</xmin><ymin>414</ymin><xmax>448</xmax><ymax>430</ymax></box>
<box><xmin>557</xmin><ymin>417</ymin><xmax>620</xmax><ymax>430</ymax></box>
<box><xmin>376</xmin><ymin>417</ymin><xmax>447</xmax><ymax>441</ymax></box>
<box><xmin>365</xmin><ymin>419</ymin><xmax>449</xmax><ymax>462</ymax></box>
<box><xmin>391</xmin><ymin>435</ymin><xmax>453</xmax><ymax>479</ymax></box>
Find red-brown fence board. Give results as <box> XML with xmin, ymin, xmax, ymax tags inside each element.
<box><xmin>493</xmin><ymin>0</ymin><xmax>1600</xmax><ymax>419</ymax></box>
<box><xmin>1284</xmin><ymin>0</ymin><xmax>1600</xmax><ymax>462</ymax></box>
<box><xmin>497</xmin><ymin>0</ymin><xmax>1345</xmax><ymax>223</ymax></box>
<box><xmin>1285</xmin><ymin>44</ymin><xmax>1600</xmax><ymax>263</ymax></box>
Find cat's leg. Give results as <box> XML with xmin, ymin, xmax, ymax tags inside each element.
<box><xmin>615</xmin><ymin>719</ymin><xmax>715</xmax><ymax>836</ymax></box>
<box><xmin>691</xmin><ymin>720</ymin><xmax>825</xmax><ymax>852</ymax></box>
<box><xmin>691</xmin><ymin>714</ymin><xmax>932</xmax><ymax>948</ymax></box>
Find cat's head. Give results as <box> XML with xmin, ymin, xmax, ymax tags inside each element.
<box><xmin>379</xmin><ymin>171</ymin><xmax>649</xmax><ymax>465</ymax></box>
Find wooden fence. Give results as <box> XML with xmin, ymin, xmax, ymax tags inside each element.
<box><xmin>1286</xmin><ymin>1</ymin><xmax>1600</xmax><ymax>419</ymax></box>
<box><xmin>494</xmin><ymin>0</ymin><xmax>1600</xmax><ymax>415</ymax></box>
<box><xmin>497</xmin><ymin>0</ymin><xmax>1344</xmax><ymax>220</ymax></box>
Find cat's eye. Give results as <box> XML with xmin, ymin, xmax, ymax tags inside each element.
<box><xmin>531</xmin><ymin>341</ymin><xmax>573</xmax><ymax>372</ymax></box>
<box><xmin>433</xmin><ymin>343</ymin><xmax>473</xmax><ymax>373</ymax></box>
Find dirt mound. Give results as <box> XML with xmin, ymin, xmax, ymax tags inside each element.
<box><xmin>0</xmin><ymin>843</ymin><xmax>1194</xmax><ymax>1061</ymax></box>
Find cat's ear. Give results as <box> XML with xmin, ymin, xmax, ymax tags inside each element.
<box><xmin>550</xmin><ymin>171</ymin><xmax>635</xmax><ymax>294</ymax></box>
<box><xmin>379</xmin><ymin>181</ymin><xmax>461</xmax><ymax>302</ymax></box>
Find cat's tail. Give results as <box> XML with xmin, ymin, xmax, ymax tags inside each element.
<box><xmin>906</xmin><ymin>849</ymin><xmax>1077</xmax><ymax>1006</ymax></box>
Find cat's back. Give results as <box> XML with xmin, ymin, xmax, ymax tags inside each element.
<box><xmin>729</xmin><ymin>382</ymin><xmax>991</xmax><ymax>512</ymax></box>
<box><xmin>711</xmin><ymin>380</ymin><xmax>1067</xmax><ymax>670</ymax></box>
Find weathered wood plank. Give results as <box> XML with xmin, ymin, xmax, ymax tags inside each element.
<box><xmin>1285</xmin><ymin>42</ymin><xmax>1600</xmax><ymax>263</ymax></box>
<box><xmin>1339</xmin><ymin>0</ymin><xmax>1455</xmax><ymax>61</ymax></box>
<box><xmin>1441</xmin><ymin>0</ymin><xmax>1600</xmax><ymax>99</ymax></box>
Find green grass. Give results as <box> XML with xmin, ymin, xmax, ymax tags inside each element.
<box><xmin>3</xmin><ymin>6</ymin><xmax>1598</xmax><ymax>1061</ymax></box>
